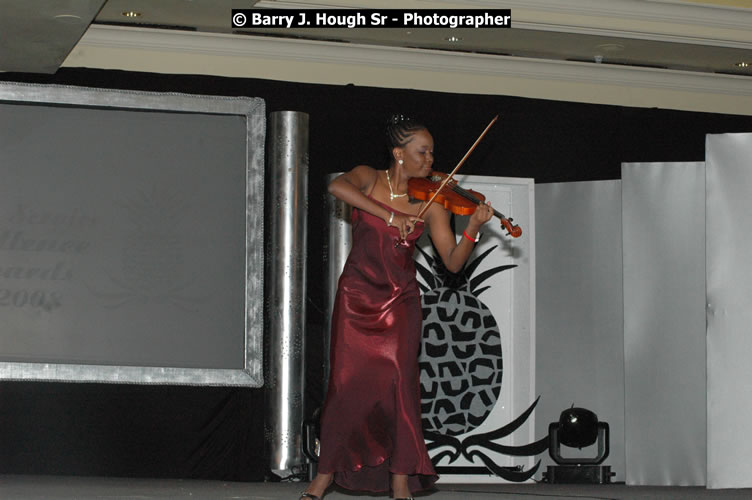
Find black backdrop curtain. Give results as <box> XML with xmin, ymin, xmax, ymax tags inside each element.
<box><xmin>1</xmin><ymin>67</ymin><xmax>751</xmax><ymax>481</ymax></box>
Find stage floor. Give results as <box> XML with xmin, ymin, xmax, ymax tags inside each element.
<box><xmin>2</xmin><ymin>476</ymin><xmax>752</xmax><ymax>500</ymax></box>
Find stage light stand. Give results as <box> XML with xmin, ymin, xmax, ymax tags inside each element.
<box><xmin>542</xmin><ymin>406</ymin><xmax>615</xmax><ymax>484</ymax></box>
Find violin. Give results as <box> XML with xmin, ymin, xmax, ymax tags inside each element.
<box><xmin>408</xmin><ymin>172</ymin><xmax>522</xmax><ymax>238</ymax></box>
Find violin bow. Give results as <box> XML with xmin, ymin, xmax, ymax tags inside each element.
<box><xmin>416</xmin><ymin>115</ymin><xmax>499</xmax><ymax>219</ymax></box>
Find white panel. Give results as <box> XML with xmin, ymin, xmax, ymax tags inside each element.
<box><xmin>534</xmin><ymin>181</ymin><xmax>625</xmax><ymax>482</ymax></box>
<box><xmin>706</xmin><ymin>133</ymin><xmax>752</xmax><ymax>489</ymax></box>
<box><xmin>622</xmin><ymin>162</ymin><xmax>706</xmax><ymax>486</ymax></box>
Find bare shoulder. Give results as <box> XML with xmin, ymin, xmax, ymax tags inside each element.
<box><xmin>350</xmin><ymin>164</ymin><xmax>378</xmax><ymax>180</ymax></box>
<box><xmin>346</xmin><ymin>164</ymin><xmax>380</xmax><ymax>191</ymax></box>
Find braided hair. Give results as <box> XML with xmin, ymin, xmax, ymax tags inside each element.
<box><xmin>386</xmin><ymin>114</ymin><xmax>427</xmax><ymax>163</ymax></box>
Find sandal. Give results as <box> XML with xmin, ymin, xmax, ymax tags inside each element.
<box><xmin>300</xmin><ymin>473</ymin><xmax>334</xmax><ymax>500</ymax></box>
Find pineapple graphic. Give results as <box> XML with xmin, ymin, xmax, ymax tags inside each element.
<box><xmin>416</xmin><ymin>237</ymin><xmax>516</xmax><ymax>436</ymax></box>
<box><xmin>415</xmin><ymin>229</ymin><xmax>548</xmax><ymax>482</ymax></box>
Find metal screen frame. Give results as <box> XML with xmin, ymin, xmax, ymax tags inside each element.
<box><xmin>0</xmin><ymin>81</ymin><xmax>265</xmax><ymax>387</ymax></box>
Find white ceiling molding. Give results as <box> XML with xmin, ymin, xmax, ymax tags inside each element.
<box><xmin>258</xmin><ymin>0</ymin><xmax>752</xmax><ymax>47</ymax></box>
<box><xmin>253</xmin><ymin>0</ymin><xmax>752</xmax><ymax>30</ymax></box>
<box><xmin>76</xmin><ymin>24</ymin><xmax>752</xmax><ymax>99</ymax></box>
<box><xmin>431</xmin><ymin>0</ymin><xmax>752</xmax><ymax>33</ymax></box>
<box><xmin>512</xmin><ymin>21</ymin><xmax>752</xmax><ymax>49</ymax></box>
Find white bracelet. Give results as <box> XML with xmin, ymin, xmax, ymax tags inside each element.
<box><xmin>387</xmin><ymin>212</ymin><xmax>395</xmax><ymax>226</ymax></box>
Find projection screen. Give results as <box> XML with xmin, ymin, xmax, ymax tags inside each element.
<box><xmin>0</xmin><ymin>82</ymin><xmax>265</xmax><ymax>387</ymax></box>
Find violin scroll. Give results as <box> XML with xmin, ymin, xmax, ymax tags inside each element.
<box><xmin>500</xmin><ymin>217</ymin><xmax>522</xmax><ymax>238</ymax></box>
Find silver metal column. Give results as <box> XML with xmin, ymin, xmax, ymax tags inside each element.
<box><xmin>265</xmin><ymin>111</ymin><xmax>309</xmax><ymax>476</ymax></box>
<box><xmin>323</xmin><ymin>173</ymin><xmax>352</xmax><ymax>392</ymax></box>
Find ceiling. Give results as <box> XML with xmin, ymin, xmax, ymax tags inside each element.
<box><xmin>1</xmin><ymin>0</ymin><xmax>751</xmax><ymax>77</ymax></box>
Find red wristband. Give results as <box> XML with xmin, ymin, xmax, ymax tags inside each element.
<box><xmin>463</xmin><ymin>230</ymin><xmax>480</xmax><ymax>243</ymax></box>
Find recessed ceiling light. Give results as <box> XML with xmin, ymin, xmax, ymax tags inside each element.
<box><xmin>122</xmin><ymin>11</ymin><xmax>142</xmax><ymax>18</ymax></box>
<box><xmin>445</xmin><ymin>36</ymin><xmax>462</xmax><ymax>42</ymax></box>
<box><xmin>735</xmin><ymin>62</ymin><xmax>750</xmax><ymax>68</ymax></box>
<box><xmin>596</xmin><ymin>43</ymin><xmax>625</xmax><ymax>53</ymax></box>
<box><xmin>53</xmin><ymin>14</ymin><xmax>83</xmax><ymax>25</ymax></box>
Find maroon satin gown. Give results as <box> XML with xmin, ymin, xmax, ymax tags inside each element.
<box><xmin>318</xmin><ymin>197</ymin><xmax>437</xmax><ymax>493</ymax></box>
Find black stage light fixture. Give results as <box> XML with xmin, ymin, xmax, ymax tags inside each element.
<box><xmin>542</xmin><ymin>406</ymin><xmax>615</xmax><ymax>484</ymax></box>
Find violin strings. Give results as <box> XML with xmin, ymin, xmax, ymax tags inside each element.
<box><xmin>451</xmin><ymin>184</ymin><xmax>506</xmax><ymax>219</ymax></box>
<box><xmin>449</xmin><ymin>183</ymin><xmax>481</xmax><ymax>204</ymax></box>
<box><xmin>448</xmin><ymin>183</ymin><xmax>504</xmax><ymax>219</ymax></box>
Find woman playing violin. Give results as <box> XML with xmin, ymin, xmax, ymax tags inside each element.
<box><xmin>300</xmin><ymin>115</ymin><xmax>493</xmax><ymax>500</ymax></box>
